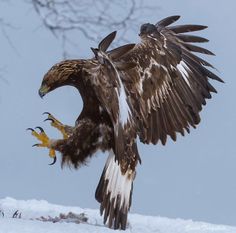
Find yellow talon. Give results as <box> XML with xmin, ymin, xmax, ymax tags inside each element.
<box><xmin>44</xmin><ymin>112</ymin><xmax>69</xmax><ymax>139</ymax></box>
<box><xmin>30</xmin><ymin>127</ymin><xmax>50</xmax><ymax>147</ymax></box>
<box><xmin>32</xmin><ymin>133</ymin><xmax>48</xmax><ymax>146</ymax></box>
<box><xmin>27</xmin><ymin>127</ymin><xmax>57</xmax><ymax>165</ymax></box>
<box><xmin>49</xmin><ymin>148</ymin><xmax>56</xmax><ymax>158</ymax></box>
<box><xmin>48</xmin><ymin>148</ymin><xmax>57</xmax><ymax>165</ymax></box>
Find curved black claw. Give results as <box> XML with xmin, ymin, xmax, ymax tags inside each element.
<box><xmin>43</xmin><ymin>112</ymin><xmax>55</xmax><ymax>123</ymax></box>
<box><xmin>49</xmin><ymin>156</ymin><xmax>57</xmax><ymax>166</ymax></box>
<box><xmin>35</xmin><ymin>126</ymin><xmax>44</xmax><ymax>133</ymax></box>
<box><xmin>43</xmin><ymin>112</ymin><xmax>51</xmax><ymax>115</ymax></box>
<box><xmin>44</xmin><ymin>118</ymin><xmax>54</xmax><ymax>123</ymax></box>
<box><xmin>27</xmin><ymin>128</ymin><xmax>34</xmax><ymax>132</ymax></box>
<box><xmin>32</xmin><ymin>143</ymin><xmax>40</xmax><ymax>147</ymax></box>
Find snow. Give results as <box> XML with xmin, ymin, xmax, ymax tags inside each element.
<box><xmin>0</xmin><ymin>197</ymin><xmax>235</xmax><ymax>233</ymax></box>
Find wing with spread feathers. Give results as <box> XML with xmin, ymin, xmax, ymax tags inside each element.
<box><xmin>120</xmin><ymin>15</ymin><xmax>223</xmax><ymax>145</ymax></box>
<box><xmin>84</xmin><ymin>32</ymin><xmax>140</xmax><ymax>170</ymax></box>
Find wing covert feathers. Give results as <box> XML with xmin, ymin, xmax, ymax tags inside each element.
<box><xmin>120</xmin><ymin>15</ymin><xmax>223</xmax><ymax>145</ymax></box>
<box><xmin>108</xmin><ymin>44</ymin><xmax>136</xmax><ymax>60</ymax></box>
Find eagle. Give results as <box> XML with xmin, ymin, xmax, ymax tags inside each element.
<box><xmin>28</xmin><ymin>16</ymin><xmax>223</xmax><ymax>230</ymax></box>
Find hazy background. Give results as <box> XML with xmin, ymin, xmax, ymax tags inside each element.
<box><xmin>0</xmin><ymin>0</ymin><xmax>235</xmax><ymax>226</ymax></box>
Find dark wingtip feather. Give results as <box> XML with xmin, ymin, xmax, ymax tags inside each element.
<box><xmin>203</xmin><ymin>67</ymin><xmax>224</xmax><ymax>83</ymax></box>
<box><xmin>183</xmin><ymin>50</ymin><xmax>215</xmax><ymax>69</ymax></box>
<box><xmin>183</xmin><ymin>43</ymin><xmax>215</xmax><ymax>55</ymax></box>
<box><xmin>98</xmin><ymin>31</ymin><xmax>117</xmax><ymax>52</ymax></box>
<box><xmin>177</xmin><ymin>34</ymin><xmax>209</xmax><ymax>43</ymax></box>
<box><xmin>156</xmin><ymin>15</ymin><xmax>181</xmax><ymax>27</ymax></box>
<box><xmin>207</xmin><ymin>82</ymin><xmax>218</xmax><ymax>93</ymax></box>
<box><xmin>168</xmin><ymin>24</ymin><xmax>208</xmax><ymax>33</ymax></box>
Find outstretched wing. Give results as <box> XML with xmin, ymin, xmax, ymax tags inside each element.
<box><xmin>85</xmin><ymin>32</ymin><xmax>139</xmax><ymax>168</ymax></box>
<box><xmin>121</xmin><ymin>15</ymin><xmax>223</xmax><ymax>145</ymax></box>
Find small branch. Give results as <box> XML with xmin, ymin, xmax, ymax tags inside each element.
<box><xmin>0</xmin><ymin>18</ymin><xmax>19</xmax><ymax>55</ymax></box>
<box><xmin>29</xmin><ymin>0</ymin><xmax>156</xmax><ymax>56</ymax></box>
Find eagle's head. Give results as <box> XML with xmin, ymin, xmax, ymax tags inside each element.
<box><xmin>38</xmin><ymin>60</ymin><xmax>84</xmax><ymax>98</ymax></box>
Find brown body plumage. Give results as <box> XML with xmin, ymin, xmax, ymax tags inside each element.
<box><xmin>33</xmin><ymin>16</ymin><xmax>223</xmax><ymax>230</ymax></box>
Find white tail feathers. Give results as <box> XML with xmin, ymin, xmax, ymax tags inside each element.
<box><xmin>95</xmin><ymin>150</ymin><xmax>136</xmax><ymax>230</ymax></box>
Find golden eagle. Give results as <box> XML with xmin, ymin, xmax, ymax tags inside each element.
<box><xmin>28</xmin><ymin>16</ymin><xmax>223</xmax><ymax>230</ymax></box>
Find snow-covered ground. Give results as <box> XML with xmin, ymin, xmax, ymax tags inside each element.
<box><xmin>0</xmin><ymin>197</ymin><xmax>235</xmax><ymax>233</ymax></box>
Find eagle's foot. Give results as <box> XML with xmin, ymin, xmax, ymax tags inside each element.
<box><xmin>27</xmin><ymin>126</ymin><xmax>57</xmax><ymax>165</ymax></box>
<box><xmin>43</xmin><ymin>112</ymin><xmax>69</xmax><ymax>139</ymax></box>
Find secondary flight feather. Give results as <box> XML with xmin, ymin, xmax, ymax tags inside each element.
<box><xmin>28</xmin><ymin>15</ymin><xmax>223</xmax><ymax>230</ymax></box>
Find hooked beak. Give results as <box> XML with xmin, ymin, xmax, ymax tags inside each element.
<box><xmin>38</xmin><ymin>85</ymin><xmax>50</xmax><ymax>98</ymax></box>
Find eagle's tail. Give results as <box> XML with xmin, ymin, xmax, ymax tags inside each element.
<box><xmin>95</xmin><ymin>150</ymin><xmax>136</xmax><ymax>230</ymax></box>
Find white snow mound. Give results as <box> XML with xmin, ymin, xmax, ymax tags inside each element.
<box><xmin>0</xmin><ymin>197</ymin><xmax>235</xmax><ymax>233</ymax></box>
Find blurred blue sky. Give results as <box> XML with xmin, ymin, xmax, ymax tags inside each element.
<box><xmin>0</xmin><ymin>0</ymin><xmax>235</xmax><ymax>226</ymax></box>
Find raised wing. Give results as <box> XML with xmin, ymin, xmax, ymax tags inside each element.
<box><xmin>85</xmin><ymin>32</ymin><xmax>139</xmax><ymax>167</ymax></box>
<box><xmin>120</xmin><ymin>15</ymin><xmax>223</xmax><ymax>145</ymax></box>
